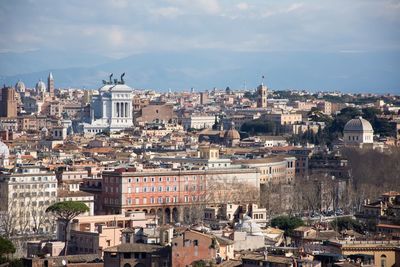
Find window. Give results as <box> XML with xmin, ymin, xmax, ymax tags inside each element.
<box><xmin>158</xmin><ymin>197</ymin><xmax>163</xmax><ymax>203</ymax></box>
<box><xmin>136</xmin><ymin>178</ymin><xmax>140</xmax><ymax>183</ymax></box>
<box><xmin>159</xmin><ymin>177</ymin><xmax>162</xmax><ymax>182</ymax></box>
<box><xmin>128</xmin><ymin>178</ymin><xmax>132</xmax><ymax>183</ymax></box>
<box><xmin>381</xmin><ymin>255</ymin><xmax>387</xmax><ymax>267</ymax></box>
<box><xmin>166</xmin><ymin>186</ymin><xmax>170</xmax><ymax>192</ymax></box>
<box><xmin>143</xmin><ymin>177</ymin><xmax>147</xmax><ymax>182</ymax></box>
<box><xmin>158</xmin><ymin>186</ymin><xmax>163</xmax><ymax>192</ymax></box>
<box><xmin>151</xmin><ymin>177</ymin><xmax>155</xmax><ymax>182</ymax></box>
<box><xmin>193</xmin><ymin>240</ymin><xmax>199</xmax><ymax>246</ymax></box>
<box><xmin>135</xmin><ymin>187</ymin><xmax>140</xmax><ymax>193</ymax></box>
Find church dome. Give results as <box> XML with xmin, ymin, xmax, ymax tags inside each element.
<box><xmin>0</xmin><ymin>141</ymin><xmax>10</xmax><ymax>159</ymax></box>
<box><xmin>224</xmin><ymin>122</ymin><xmax>240</xmax><ymax>140</ymax></box>
<box><xmin>235</xmin><ymin>215</ymin><xmax>263</xmax><ymax>236</ymax></box>
<box><xmin>35</xmin><ymin>79</ymin><xmax>46</xmax><ymax>93</ymax></box>
<box><xmin>15</xmin><ymin>80</ymin><xmax>26</xmax><ymax>93</ymax></box>
<box><xmin>224</xmin><ymin>128</ymin><xmax>240</xmax><ymax>140</ymax></box>
<box><xmin>344</xmin><ymin>116</ymin><xmax>373</xmax><ymax>133</ymax></box>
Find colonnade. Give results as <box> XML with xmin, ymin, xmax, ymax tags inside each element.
<box><xmin>115</xmin><ymin>102</ymin><xmax>130</xmax><ymax>118</ymax></box>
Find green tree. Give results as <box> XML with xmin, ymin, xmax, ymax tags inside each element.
<box><xmin>240</xmin><ymin>119</ymin><xmax>278</xmax><ymax>135</ymax></box>
<box><xmin>0</xmin><ymin>236</ymin><xmax>15</xmax><ymax>256</ymax></box>
<box><xmin>46</xmin><ymin>201</ymin><xmax>89</xmax><ymax>256</ymax></box>
<box><xmin>271</xmin><ymin>215</ymin><xmax>304</xmax><ymax>236</ymax></box>
<box><xmin>330</xmin><ymin>217</ymin><xmax>364</xmax><ymax>234</ymax></box>
<box><xmin>0</xmin><ymin>236</ymin><xmax>16</xmax><ymax>263</ymax></box>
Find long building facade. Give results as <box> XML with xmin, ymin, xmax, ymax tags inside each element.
<box><xmin>0</xmin><ymin>165</ymin><xmax>58</xmax><ymax>235</ymax></box>
<box><xmin>100</xmin><ymin>146</ymin><xmax>296</xmax><ymax>224</ymax></box>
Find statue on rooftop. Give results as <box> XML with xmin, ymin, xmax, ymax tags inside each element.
<box><xmin>109</xmin><ymin>73</ymin><xmax>113</xmax><ymax>84</ymax></box>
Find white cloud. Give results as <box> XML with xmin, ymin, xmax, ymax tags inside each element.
<box><xmin>286</xmin><ymin>3</ymin><xmax>304</xmax><ymax>13</ymax></box>
<box><xmin>167</xmin><ymin>0</ymin><xmax>221</xmax><ymax>15</ymax></box>
<box><xmin>193</xmin><ymin>0</ymin><xmax>221</xmax><ymax>14</ymax></box>
<box><xmin>151</xmin><ymin>7</ymin><xmax>182</xmax><ymax>18</ymax></box>
<box><xmin>236</xmin><ymin>2</ymin><xmax>249</xmax><ymax>11</ymax></box>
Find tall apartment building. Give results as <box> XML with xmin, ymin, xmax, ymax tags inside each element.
<box><xmin>0</xmin><ymin>86</ymin><xmax>17</xmax><ymax>118</ymax></box>
<box><xmin>0</xmin><ymin>165</ymin><xmax>58</xmax><ymax>235</ymax></box>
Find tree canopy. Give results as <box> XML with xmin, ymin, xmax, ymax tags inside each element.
<box><xmin>330</xmin><ymin>217</ymin><xmax>364</xmax><ymax>234</ymax></box>
<box><xmin>271</xmin><ymin>215</ymin><xmax>304</xmax><ymax>236</ymax></box>
<box><xmin>0</xmin><ymin>236</ymin><xmax>16</xmax><ymax>256</ymax></box>
<box><xmin>240</xmin><ymin>119</ymin><xmax>283</xmax><ymax>135</ymax></box>
<box><xmin>46</xmin><ymin>201</ymin><xmax>89</xmax><ymax>256</ymax></box>
<box><xmin>46</xmin><ymin>201</ymin><xmax>89</xmax><ymax>221</ymax></box>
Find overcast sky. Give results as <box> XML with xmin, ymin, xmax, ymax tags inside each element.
<box><xmin>1</xmin><ymin>0</ymin><xmax>399</xmax><ymax>57</ymax></box>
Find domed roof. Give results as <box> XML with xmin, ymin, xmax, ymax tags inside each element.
<box><xmin>15</xmin><ymin>80</ymin><xmax>26</xmax><ymax>92</ymax></box>
<box><xmin>224</xmin><ymin>122</ymin><xmax>240</xmax><ymax>140</ymax></box>
<box><xmin>35</xmin><ymin>79</ymin><xmax>46</xmax><ymax>93</ymax></box>
<box><xmin>235</xmin><ymin>215</ymin><xmax>263</xmax><ymax>236</ymax></box>
<box><xmin>110</xmin><ymin>84</ymin><xmax>132</xmax><ymax>92</ymax></box>
<box><xmin>99</xmin><ymin>84</ymin><xmax>114</xmax><ymax>92</ymax></box>
<box><xmin>344</xmin><ymin>116</ymin><xmax>373</xmax><ymax>133</ymax></box>
<box><xmin>0</xmin><ymin>141</ymin><xmax>10</xmax><ymax>159</ymax></box>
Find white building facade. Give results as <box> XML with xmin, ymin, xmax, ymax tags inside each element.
<box><xmin>81</xmin><ymin>75</ymin><xmax>134</xmax><ymax>133</ymax></box>
<box><xmin>181</xmin><ymin>115</ymin><xmax>215</xmax><ymax>130</ymax></box>
<box><xmin>343</xmin><ymin>116</ymin><xmax>374</xmax><ymax>146</ymax></box>
<box><xmin>0</xmin><ymin>165</ymin><xmax>58</xmax><ymax>235</ymax></box>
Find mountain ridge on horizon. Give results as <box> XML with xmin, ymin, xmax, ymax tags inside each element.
<box><xmin>1</xmin><ymin>50</ymin><xmax>399</xmax><ymax>94</ymax></box>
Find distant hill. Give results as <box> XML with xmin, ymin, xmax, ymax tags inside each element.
<box><xmin>1</xmin><ymin>50</ymin><xmax>399</xmax><ymax>93</ymax></box>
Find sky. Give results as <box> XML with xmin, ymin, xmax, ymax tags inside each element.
<box><xmin>0</xmin><ymin>0</ymin><xmax>400</xmax><ymax>92</ymax></box>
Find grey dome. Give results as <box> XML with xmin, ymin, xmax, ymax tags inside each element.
<box><xmin>235</xmin><ymin>215</ymin><xmax>263</xmax><ymax>236</ymax></box>
<box><xmin>15</xmin><ymin>80</ymin><xmax>26</xmax><ymax>93</ymax></box>
<box><xmin>344</xmin><ymin>116</ymin><xmax>373</xmax><ymax>133</ymax></box>
<box><xmin>35</xmin><ymin>79</ymin><xmax>46</xmax><ymax>93</ymax></box>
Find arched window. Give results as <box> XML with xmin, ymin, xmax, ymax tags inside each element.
<box><xmin>123</xmin><ymin>264</ymin><xmax>131</xmax><ymax>267</ymax></box>
<box><xmin>381</xmin><ymin>254</ymin><xmax>386</xmax><ymax>267</ymax></box>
